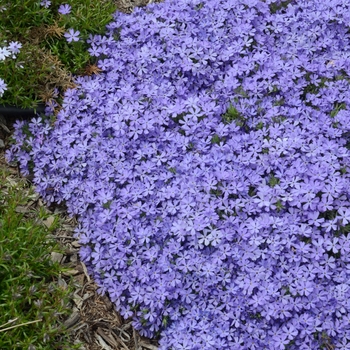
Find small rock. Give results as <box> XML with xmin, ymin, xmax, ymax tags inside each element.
<box><xmin>62</xmin><ymin>269</ymin><xmax>80</xmax><ymax>276</ymax></box>
<box><xmin>72</xmin><ymin>241</ymin><xmax>81</xmax><ymax>248</ymax></box>
<box><xmin>70</xmin><ymin>253</ymin><xmax>78</xmax><ymax>263</ymax></box>
<box><xmin>43</xmin><ymin>216</ymin><xmax>55</xmax><ymax>229</ymax></box>
<box><xmin>50</xmin><ymin>252</ymin><xmax>63</xmax><ymax>263</ymax></box>
<box><xmin>0</xmin><ymin>139</ymin><xmax>4</xmax><ymax>148</ymax></box>
<box><xmin>58</xmin><ymin>276</ymin><xmax>68</xmax><ymax>290</ymax></box>
<box><xmin>15</xmin><ymin>205</ymin><xmax>28</xmax><ymax>213</ymax></box>
<box><xmin>73</xmin><ymin>274</ymin><xmax>85</xmax><ymax>287</ymax></box>
<box><xmin>73</xmin><ymin>293</ymin><xmax>83</xmax><ymax>309</ymax></box>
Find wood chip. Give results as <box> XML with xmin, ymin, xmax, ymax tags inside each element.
<box><xmin>101</xmin><ymin>295</ymin><xmax>113</xmax><ymax>311</ymax></box>
<box><xmin>0</xmin><ymin>122</ymin><xmax>10</xmax><ymax>134</ymax></box>
<box><xmin>134</xmin><ymin>328</ymin><xmax>140</xmax><ymax>350</ymax></box>
<box><xmin>80</xmin><ymin>261</ymin><xmax>90</xmax><ymax>282</ymax></box>
<box><xmin>70</xmin><ymin>253</ymin><xmax>78</xmax><ymax>263</ymax></box>
<box><xmin>63</xmin><ymin>249</ymin><xmax>78</xmax><ymax>256</ymax></box>
<box><xmin>82</xmin><ymin>292</ymin><xmax>94</xmax><ymax>301</ymax></box>
<box><xmin>73</xmin><ymin>293</ymin><xmax>83</xmax><ymax>309</ymax></box>
<box><xmin>139</xmin><ymin>342</ymin><xmax>158</xmax><ymax>350</ymax></box>
<box><xmin>96</xmin><ymin>334</ymin><xmax>113</xmax><ymax>350</ymax></box>
<box><xmin>63</xmin><ymin>311</ymin><xmax>80</xmax><ymax>329</ymax></box>
<box><xmin>97</xmin><ymin>328</ymin><xmax>118</xmax><ymax>347</ymax></box>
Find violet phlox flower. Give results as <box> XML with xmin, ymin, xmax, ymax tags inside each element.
<box><xmin>64</xmin><ymin>28</ymin><xmax>80</xmax><ymax>43</ymax></box>
<box><xmin>0</xmin><ymin>78</ymin><xmax>7</xmax><ymax>97</ymax></box>
<box><xmin>0</xmin><ymin>46</ymin><xmax>10</xmax><ymax>61</ymax></box>
<box><xmin>40</xmin><ymin>0</ymin><xmax>51</xmax><ymax>8</ymax></box>
<box><xmin>8</xmin><ymin>41</ymin><xmax>22</xmax><ymax>56</ymax></box>
<box><xmin>58</xmin><ymin>3</ymin><xmax>71</xmax><ymax>15</ymax></box>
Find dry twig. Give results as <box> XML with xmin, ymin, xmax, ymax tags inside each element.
<box><xmin>0</xmin><ymin>319</ymin><xmax>42</xmax><ymax>333</ymax></box>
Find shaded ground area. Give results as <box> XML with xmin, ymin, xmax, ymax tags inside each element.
<box><xmin>0</xmin><ymin>0</ymin><xmax>163</xmax><ymax>349</ymax></box>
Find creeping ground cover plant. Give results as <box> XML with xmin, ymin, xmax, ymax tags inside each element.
<box><xmin>6</xmin><ymin>0</ymin><xmax>350</xmax><ymax>348</ymax></box>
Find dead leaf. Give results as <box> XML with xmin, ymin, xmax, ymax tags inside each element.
<box><xmin>44</xmin><ymin>21</ymin><xmax>65</xmax><ymax>39</ymax></box>
<box><xmin>84</xmin><ymin>63</ymin><xmax>103</xmax><ymax>76</ymax></box>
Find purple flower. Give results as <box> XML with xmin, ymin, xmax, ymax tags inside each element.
<box><xmin>0</xmin><ymin>78</ymin><xmax>7</xmax><ymax>96</ymax></box>
<box><xmin>0</xmin><ymin>46</ymin><xmax>10</xmax><ymax>61</ymax></box>
<box><xmin>7</xmin><ymin>41</ymin><xmax>22</xmax><ymax>55</ymax></box>
<box><xmin>40</xmin><ymin>0</ymin><xmax>51</xmax><ymax>8</ymax></box>
<box><xmin>64</xmin><ymin>28</ymin><xmax>80</xmax><ymax>43</ymax></box>
<box><xmin>58</xmin><ymin>4</ymin><xmax>71</xmax><ymax>15</ymax></box>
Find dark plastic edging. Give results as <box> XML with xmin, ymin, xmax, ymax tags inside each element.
<box><xmin>0</xmin><ymin>104</ymin><xmax>46</xmax><ymax>118</ymax></box>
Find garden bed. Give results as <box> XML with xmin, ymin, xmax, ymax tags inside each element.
<box><xmin>4</xmin><ymin>0</ymin><xmax>350</xmax><ymax>349</ymax></box>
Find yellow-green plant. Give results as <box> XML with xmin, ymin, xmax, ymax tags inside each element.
<box><xmin>0</xmin><ymin>0</ymin><xmax>117</xmax><ymax>109</ymax></box>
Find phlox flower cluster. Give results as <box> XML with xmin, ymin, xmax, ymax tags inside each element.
<box><xmin>0</xmin><ymin>41</ymin><xmax>22</xmax><ymax>97</ymax></box>
<box><xmin>7</xmin><ymin>0</ymin><xmax>350</xmax><ymax>348</ymax></box>
<box><xmin>0</xmin><ymin>41</ymin><xmax>22</xmax><ymax>61</ymax></box>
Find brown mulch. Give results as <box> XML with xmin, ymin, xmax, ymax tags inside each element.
<box><xmin>0</xmin><ymin>1</ymin><xmax>165</xmax><ymax>349</ymax></box>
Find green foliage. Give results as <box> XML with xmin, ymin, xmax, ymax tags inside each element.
<box><xmin>255</xmin><ymin>121</ymin><xmax>264</xmax><ymax>130</ymax></box>
<box><xmin>248</xmin><ymin>186</ymin><xmax>256</xmax><ymax>197</ymax></box>
<box><xmin>222</xmin><ymin>102</ymin><xmax>246</xmax><ymax>127</ymax></box>
<box><xmin>102</xmin><ymin>200</ymin><xmax>112</xmax><ymax>209</ymax></box>
<box><xmin>269</xmin><ymin>0</ymin><xmax>294</xmax><ymax>14</ymax></box>
<box><xmin>0</xmin><ymin>168</ymin><xmax>80</xmax><ymax>349</ymax></box>
<box><xmin>162</xmin><ymin>315</ymin><xmax>170</xmax><ymax>327</ymax></box>
<box><xmin>211</xmin><ymin>134</ymin><xmax>221</xmax><ymax>145</ymax></box>
<box><xmin>271</xmin><ymin>115</ymin><xmax>286</xmax><ymax>124</ymax></box>
<box><xmin>273</xmin><ymin>98</ymin><xmax>285</xmax><ymax>106</ymax></box>
<box><xmin>45</xmin><ymin>0</ymin><xmax>117</xmax><ymax>72</ymax></box>
<box><xmin>275</xmin><ymin>199</ymin><xmax>284</xmax><ymax>212</ymax></box>
<box><xmin>268</xmin><ymin>174</ymin><xmax>280</xmax><ymax>188</ymax></box>
<box><xmin>0</xmin><ymin>42</ymin><xmax>69</xmax><ymax>109</ymax></box>
<box><xmin>0</xmin><ymin>0</ymin><xmax>118</xmax><ymax>109</ymax></box>
<box><xmin>330</xmin><ymin>102</ymin><xmax>346</xmax><ymax>118</ymax></box>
